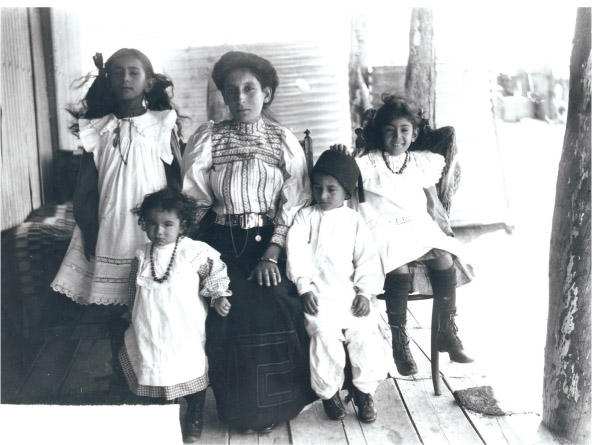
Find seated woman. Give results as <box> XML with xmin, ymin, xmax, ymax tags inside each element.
<box><xmin>181</xmin><ymin>50</ymin><xmax>316</xmax><ymax>432</ymax></box>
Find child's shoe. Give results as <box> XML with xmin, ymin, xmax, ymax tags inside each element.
<box><xmin>183</xmin><ymin>390</ymin><xmax>206</xmax><ymax>443</ymax></box>
<box><xmin>390</xmin><ymin>325</ymin><xmax>418</xmax><ymax>375</ymax></box>
<box><xmin>436</xmin><ymin>311</ymin><xmax>474</xmax><ymax>363</ymax></box>
<box><xmin>352</xmin><ymin>387</ymin><xmax>377</xmax><ymax>423</ymax></box>
<box><xmin>322</xmin><ymin>391</ymin><xmax>347</xmax><ymax>420</ymax></box>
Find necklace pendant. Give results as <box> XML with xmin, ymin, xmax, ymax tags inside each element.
<box><xmin>255</xmin><ymin>234</ymin><xmax>262</xmax><ymax>242</ymax></box>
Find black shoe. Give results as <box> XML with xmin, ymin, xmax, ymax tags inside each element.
<box><xmin>390</xmin><ymin>325</ymin><xmax>418</xmax><ymax>376</ymax></box>
<box><xmin>436</xmin><ymin>311</ymin><xmax>474</xmax><ymax>363</ymax></box>
<box><xmin>182</xmin><ymin>393</ymin><xmax>205</xmax><ymax>444</ymax></box>
<box><xmin>322</xmin><ymin>391</ymin><xmax>347</xmax><ymax>420</ymax></box>
<box><xmin>352</xmin><ymin>387</ymin><xmax>377</xmax><ymax>423</ymax></box>
<box><xmin>183</xmin><ymin>413</ymin><xmax>203</xmax><ymax>443</ymax></box>
<box><xmin>257</xmin><ymin>424</ymin><xmax>276</xmax><ymax>434</ymax></box>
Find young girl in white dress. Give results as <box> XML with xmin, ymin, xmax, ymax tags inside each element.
<box><xmin>120</xmin><ymin>188</ymin><xmax>231</xmax><ymax>443</ymax></box>
<box><xmin>333</xmin><ymin>94</ymin><xmax>474</xmax><ymax>376</ymax></box>
<box><xmin>50</xmin><ymin>48</ymin><xmax>184</xmax><ymax>385</ymax></box>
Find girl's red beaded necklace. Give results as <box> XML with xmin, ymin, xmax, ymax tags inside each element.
<box><xmin>382</xmin><ymin>151</ymin><xmax>409</xmax><ymax>174</ymax></box>
<box><xmin>150</xmin><ymin>235</ymin><xmax>181</xmax><ymax>283</ymax></box>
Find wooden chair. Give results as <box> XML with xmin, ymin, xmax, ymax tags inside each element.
<box><xmin>354</xmin><ymin>123</ymin><xmax>461</xmax><ymax>396</ymax></box>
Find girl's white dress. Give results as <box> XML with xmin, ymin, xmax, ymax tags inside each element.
<box><xmin>51</xmin><ymin>110</ymin><xmax>177</xmax><ymax>305</ymax></box>
<box><xmin>121</xmin><ymin>237</ymin><xmax>231</xmax><ymax>398</ymax></box>
<box><xmin>353</xmin><ymin>150</ymin><xmax>474</xmax><ymax>289</ymax></box>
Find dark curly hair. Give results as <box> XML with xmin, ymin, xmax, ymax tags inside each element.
<box><xmin>361</xmin><ymin>94</ymin><xmax>429</xmax><ymax>154</ymax></box>
<box><xmin>132</xmin><ymin>188</ymin><xmax>199</xmax><ymax>235</ymax></box>
<box><xmin>211</xmin><ymin>50</ymin><xmax>280</xmax><ymax>109</ymax></box>
<box><xmin>68</xmin><ymin>48</ymin><xmax>184</xmax><ymax>136</ymax></box>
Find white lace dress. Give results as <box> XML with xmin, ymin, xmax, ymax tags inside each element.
<box><xmin>51</xmin><ymin>110</ymin><xmax>176</xmax><ymax>305</ymax></box>
<box><xmin>352</xmin><ymin>150</ymin><xmax>474</xmax><ymax>287</ymax></box>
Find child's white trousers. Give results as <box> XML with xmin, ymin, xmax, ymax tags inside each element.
<box><xmin>307</xmin><ymin>316</ymin><xmax>387</xmax><ymax>400</ymax></box>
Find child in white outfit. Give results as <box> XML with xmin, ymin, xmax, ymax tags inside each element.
<box><xmin>287</xmin><ymin>150</ymin><xmax>387</xmax><ymax>423</ymax></box>
<box><xmin>119</xmin><ymin>188</ymin><xmax>231</xmax><ymax>443</ymax></box>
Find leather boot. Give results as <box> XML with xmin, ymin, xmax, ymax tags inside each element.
<box><xmin>390</xmin><ymin>324</ymin><xmax>418</xmax><ymax>376</ymax></box>
<box><xmin>352</xmin><ymin>387</ymin><xmax>377</xmax><ymax>423</ymax></box>
<box><xmin>183</xmin><ymin>390</ymin><xmax>206</xmax><ymax>443</ymax></box>
<box><xmin>436</xmin><ymin>311</ymin><xmax>474</xmax><ymax>363</ymax></box>
<box><xmin>322</xmin><ymin>391</ymin><xmax>347</xmax><ymax>420</ymax></box>
<box><xmin>384</xmin><ymin>273</ymin><xmax>417</xmax><ymax>376</ymax></box>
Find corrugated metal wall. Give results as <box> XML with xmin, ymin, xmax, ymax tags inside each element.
<box><xmin>162</xmin><ymin>41</ymin><xmax>351</xmax><ymax>159</ymax></box>
<box><xmin>1</xmin><ymin>8</ymin><xmax>42</xmax><ymax>230</ymax></box>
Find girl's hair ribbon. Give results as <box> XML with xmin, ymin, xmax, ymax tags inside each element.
<box><xmin>93</xmin><ymin>52</ymin><xmax>106</xmax><ymax>77</ymax></box>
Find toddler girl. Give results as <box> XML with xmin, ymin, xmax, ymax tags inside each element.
<box><xmin>286</xmin><ymin>150</ymin><xmax>387</xmax><ymax>424</ymax></box>
<box><xmin>333</xmin><ymin>94</ymin><xmax>474</xmax><ymax>376</ymax></box>
<box><xmin>120</xmin><ymin>188</ymin><xmax>231</xmax><ymax>443</ymax></box>
<box><xmin>51</xmin><ymin>48</ymin><xmax>183</xmax><ymax>387</ymax></box>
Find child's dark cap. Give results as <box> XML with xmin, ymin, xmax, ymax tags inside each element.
<box><xmin>312</xmin><ymin>150</ymin><xmax>365</xmax><ymax>203</ymax></box>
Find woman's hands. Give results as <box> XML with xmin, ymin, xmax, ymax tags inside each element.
<box><xmin>301</xmin><ymin>291</ymin><xmax>319</xmax><ymax>315</ymax></box>
<box><xmin>251</xmin><ymin>244</ymin><xmax>282</xmax><ymax>287</ymax></box>
<box><xmin>214</xmin><ymin>296</ymin><xmax>231</xmax><ymax>316</ymax></box>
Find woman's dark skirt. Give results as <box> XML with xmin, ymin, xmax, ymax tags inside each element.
<box><xmin>200</xmin><ymin>224</ymin><xmax>316</xmax><ymax>429</ymax></box>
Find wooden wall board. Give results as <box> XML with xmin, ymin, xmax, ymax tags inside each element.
<box><xmin>49</xmin><ymin>8</ymin><xmax>82</xmax><ymax>152</ymax></box>
<box><xmin>1</xmin><ymin>7</ymin><xmax>41</xmax><ymax>229</ymax></box>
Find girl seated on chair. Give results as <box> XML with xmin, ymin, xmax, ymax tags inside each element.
<box><xmin>332</xmin><ymin>94</ymin><xmax>474</xmax><ymax>376</ymax></box>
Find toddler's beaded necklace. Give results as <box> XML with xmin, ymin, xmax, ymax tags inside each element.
<box><xmin>150</xmin><ymin>235</ymin><xmax>181</xmax><ymax>283</ymax></box>
<box><xmin>382</xmin><ymin>150</ymin><xmax>409</xmax><ymax>175</ymax></box>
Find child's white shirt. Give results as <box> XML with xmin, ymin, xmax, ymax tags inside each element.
<box><xmin>286</xmin><ymin>204</ymin><xmax>384</xmax><ymax>331</ymax></box>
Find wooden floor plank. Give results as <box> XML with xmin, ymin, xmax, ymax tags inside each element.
<box><xmin>397</xmin><ymin>376</ymin><xmax>483</xmax><ymax>445</ymax></box>
<box><xmin>409</xmin><ymin>323</ymin><xmax>562</xmax><ymax>445</ymax></box>
<box><xmin>0</xmin><ymin>329</ymin><xmax>45</xmax><ymax>403</ymax></box>
<box><xmin>341</xmin><ymin>393</ymin><xmax>367</xmax><ymax>444</ymax></box>
<box><xmin>360</xmin><ymin>378</ymin><xmax>422</xmax><ymax>445</ymax></box>
<box><xmin>17</xmin><ymin>336</ymin><xmax>81</xmax><ymax>403</ymax></box>
<box><xmin>228</xmin><ymin>427</ymin><xmax>260</xmax><ymax>444</ymax></box>
<box><xmin>259</xmin><ymin>421</ymin><xmax>291</xmax><ymax>444</ymax></box>
<box><xmin>395</xmin><ymin>333</ymin><xmax>483</xmax><ymax>445</ymax></box>
<box><xmin>290</xmin><ymin>400</ymin><xmax>348</xmax><ymax>445</ymax></box>
<box><xmin>59</xmin><ymin>337</ymin><xmax>112</xmax><ymax>397</ymax></box>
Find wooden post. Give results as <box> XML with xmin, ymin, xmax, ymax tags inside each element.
<box><xmin>543</xmin><ymin>8</ymin><xmax>591</xmax><ymax>444</ymax></box>
<box><xmin>405</xmin><ymin>8</ymin><xmax>436</xmax><ymax>126</ymax></box>
<box><xmin>29</xmin><ymin>8</ymin><xmax>55</xmax><ymax>204</ymax></box>
<box><xmin>348</xmin><ymin>15</ymin><xmax>371</xmax><ymax>142</ymax></box>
